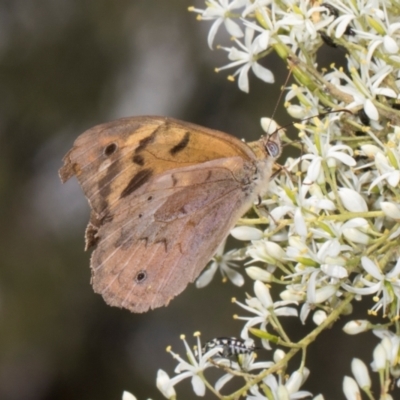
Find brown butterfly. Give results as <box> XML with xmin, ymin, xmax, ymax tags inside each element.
<box><xmin>59</xmin><ymin>116</ymin><xmax>281</xmax><ymax>313</ymax></box>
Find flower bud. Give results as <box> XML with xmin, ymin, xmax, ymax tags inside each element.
<box><xmin>360</xmin><ymin>144</ymin><xmax>383</xmax><ymax>158</ymax></box>
<box><xmin>122</xmin><ymin>392</ymin><xmax>137</xmax><ymax>400</ymax></box>
<box><xmin>280</xmin><ymin>289</ymin><xmax>305</xmax><ymax>302</ymax></box>
<box><xmin>314</xmin><ymin>285</ymin><xmax>336</xmax><ymax>303</ymax></box>
<box><xmin>230</xmin><ymin>226</ymin><xmax>263</xmax><ymax>241</ymax></box>
<box><xmin>313</xmin><ymin>310</ymin><xmax>327</xmax><ymax>325</ymax></box>
<box><xmin>381</xmin><ymin>202</ymin><xmax>400</xmax><ymax>220</ymax></box>
<box><xmin>343</xmin><ymin>320</ymin><xmax>370</xmax><ymax>335</ymax></box>
<box><xmin>338</xmin><ymin>188</ymin><xmax>368</xmax><ymax>212</ymax></box>
<box><xmin>343</xmin><ymin>376</ymin><xmax>360</xmax><ymax>400</ymax></box>
<box><xmin>351</xmin><ymin>358</ymin><xmax>371</xmax><ymax>389</ymax></box>
<box><xmin>246</xmin><ymin>266</ymin><xmax>272</xmax><ymax>282</ymax></box>
<box><xmin>274</xmin><ymin>349</ymin><xmax>286</xmax><ymax>362</ymax></box>
<box><xmin>261</xmin><ymin>118</ymin><xmax>278</xmax><ymax>134</ymax></box>
<box><xmin>373</xmin><ymin>343</ymin><xmax>387</xmax><ymax>370</ymax></box>
<box><xmin>342</xmin><ymin>228</ymin><xmax>370</xmax><ymax>244</ymax></box>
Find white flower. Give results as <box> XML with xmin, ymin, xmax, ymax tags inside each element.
<box><xmin>324</xmin><ymin>63</ymin><xmax>391</xmax><ymax>122</ymax></box>
<box><xmin>372</xmin><ymin>330</ymin><xmax>400</xmax><ymax>369</ymax></box>
<box><xmin>369</xmin><ymin>151</ymin><xmax>400</xmax><ymax>191</ymax></box>
<box><xmin>159</xmin><ymin>334</ymin><xmax>221</xmax><ymax>398</ymax></box>
<box><xmin>247</xmin><ymin>240</ymin><xmax>285</xmax><ymax>265</ymax></box>
<box><xmin>342</xmin><ymin>257</ymin><xmax>400</xmax><ymax>316</ymax></box>
<box><xmin>263</xmin><ymin>369</ymin><xmax>312</xmax><ymax>400</ymax></box>
<box><xmin>351</xmin><ymin>3</ymin><xmax>400</xmax><ymax>57</ymax></box>
<box><xmin>191</xmin><ymin>0</ymin><xmax>246</xmax><ymax>48</ymax></box>
<box><xmin>214</xmin><ymin>351</ymin><xmax>274</xmax><ymax>392</ymax></box>
<box><xmin>217</xmin><ymin>27</ymin><xmax>274</xmax><ymax>92</ymax></box>
<box><xmin>275</xmin><ymin>3</ymin><xmax>333</xmax><ymax>50</ymax></box>
<box><xmin>196</xmin><ymin>240</ymin><xmax>245</xmax><ymax>288</ymax></box>
<box><xmin>235</xmin><ymin>281</ymin><xmax>298</xmax><ymax>348</ymax></box>
<box><xmin>341</xmin><ymin>218</ymin><xmax>371</xmax><ymax>245</ymax></box>
<box><xmin>327</xmin><ymin>12</ymin><xmax>355</xmax><ymax>39</ymax></box>
<box><xmin>270</xmin><ymin>183</ymin><xmax>334</xmax><ymax>238</ymax></box>
<box><xmin>242</xmin><ymin>0</ymin><xmax>271</xmax><ymax>18</ymax></box>
<box><xmin>300</xmin><ymin>133</ymin><xmax>356</xmax><ymax>184</ymax></box>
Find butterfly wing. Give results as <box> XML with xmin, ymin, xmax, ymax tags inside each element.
<box><xmin>89</xmin><ymin>157</ymin><xmax>257</xmax><ymax>312</ymax></box>
<box><xmin>60</xmin><ymin>116</ymin><xmax>271</xmax><ymax>312</ymax></box>
<box><xmin>59</xmin><ymin>116</ymin><xmax>256</xmax><ymax>219</ymax></box>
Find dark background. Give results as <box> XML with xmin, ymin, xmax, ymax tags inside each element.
<box><xmin>0</xmin><ymin>1</ymin><xmax>382</xmax><ymax>399</ymax></box>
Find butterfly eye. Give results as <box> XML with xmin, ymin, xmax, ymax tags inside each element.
<box><xmin>104</xmin><ymin>143</ymin><xmax>118</xmax><ymax>156</ymax></box>
<box><xmin>135</xmin><ymin>271</ymin><xmax>147</xmax><ymax>283</ymax></box>
<box><xmin>266</xmin><ymin>141</ymin><xmax>280</xmax><ymax>158</ymax></box>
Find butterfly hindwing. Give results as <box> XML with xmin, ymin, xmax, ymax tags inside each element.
<box><xmin>90</xmin><ymin>157</ymin><xmax>256</xmax><ymax>312</ymax></box>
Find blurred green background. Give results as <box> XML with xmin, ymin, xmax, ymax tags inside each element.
<box><xmin>0</xmin><ymin>1</ymin><xmax>384</xmax><ymax>399</ymax></box>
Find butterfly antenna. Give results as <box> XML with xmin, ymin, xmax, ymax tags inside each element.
<box><xmin>266</xmin><ymin>69</ymin><xmax>293</xmax><ymax>134</ymax></box>
<box><xmin>277</xmin><ymin>108</ymin><xmax>353</xmax><ymax>135</ymax></box>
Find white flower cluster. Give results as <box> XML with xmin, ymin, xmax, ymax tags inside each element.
<box><xmin>156</xmin><ymin>331</ymin><xmax>313</xmax><ymax>400</ymax></box>
<box><xmin>126</xmin><ymin>0</ymin><xmax>400</xmax><ymax>399</ymax></box>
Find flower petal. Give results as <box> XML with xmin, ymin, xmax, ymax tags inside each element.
<box><xmin>196</xmin><ymin>262</ymin><xmax>218</xmax><ymax>288</ymax></box>
<box><xmin>361</xmin><ymin>256</ymin><xmax>383</xmax><ymax>280</ymax></box>
<box><xmin>338</xmin><ymin>188</ymin><xmax>368</xmax><ymax>212</ymax></box>
<box><xmin>207</xmin><ymin>18</ymin><xmax>223</xmax><ymax>49</ymax></box>
<box><xmin>191</xmin><ymin>375</ymin><xmax>206</xmax><ymax>396</ymax></box>
<box><xmin>238</xmin><ymin>64</ymin><xmax>251</xmax><ymax>92</ymax></box>
<box><xmin>215</xmin><ymin>373</ymin><xmax>235</xmax><ymax>392</ymax></box>
<box><xmin>383</xmin><ymin>35</ymin><xmax>399</xmax><ymax>53</ymax></box>
<box><xmin>364</xmin><ymin>99</ymin><xmax>379</xmax><ymax>121</ymax></box>
<box><xmin>254</xmin><ymin>280</ymin><xmax>273</xmax><ymax>308</ymax></box>
<box><xmin>224</xmin><ymin>267</ymin><xmax>245</xmax><ymax>286</ymax></box>
<box><xmin>224</xmin><ymin>18</ymin><xmax>244</xmax><ymax>38</ymax></box>
<box><xmin>252</xmin><ymin>62</ymin><xmax>274</xmax><ymax>83</ymax></box>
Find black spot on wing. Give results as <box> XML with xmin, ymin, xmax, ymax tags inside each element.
<box><xmin>135</xmin><ymin>271</ymin><xmax>147</xmax><ymax>283</ymax></box>
<box><xmin>169</xmin><ymin>131</ymin><xmax>190</xmax><ymax>155</ymax></box>
<box><xmin>104</xmin><ymin>143</ymin><xmax>118</xmax><ymax>156</ymax></box>
<box><xmin>135</xmin><ymin>131</ymin><xmax>157</xmax><ymax>153</ymax></box>
<box><xmin>120</xmin><ymin>168</ymin><xmax>153</xmax><ymax>198</ymax></box>
<box><xmin>133</xmin><ymin>154</ymin><xmax>145</xmax><ymax>166</ymax></box>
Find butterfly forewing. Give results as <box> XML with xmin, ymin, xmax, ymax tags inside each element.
<box><xmin>60</xmin><ymin>116</ymin><xmax>255</xmax><ymax>216</ymax></box>
<box><xmin>60</xmin><ymin>116</ymin><xmax>279</xmax><ymax>312</ymax></box>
